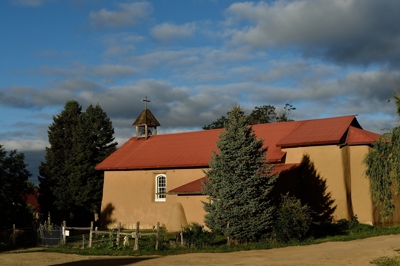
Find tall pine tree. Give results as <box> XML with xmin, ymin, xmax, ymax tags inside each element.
<box><xmin>69</xmin><ymin>104</ymin><xmax>117</xmax><ymax>222</ymax></box>
<box><xmin>39</xmin><ymin>100</ymin><xmax>82</xmax><ymax>222</ymax></box>
<box><xmin>202</xmin><ymin>106</ymin><xmax>278</xmax><ymax>243</ymax></box>
<box><xmin>39</xmin><ymin>100</ymin><xmax>117</xmax><ymax>224</ymax></box>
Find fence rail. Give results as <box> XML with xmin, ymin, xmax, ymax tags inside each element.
<box><xmin>61</xmin><ymin>221</ymin><xmax>175</xmax><ymax>250</ymax></box>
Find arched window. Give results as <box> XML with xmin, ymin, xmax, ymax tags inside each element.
<box><xmin>155</xmin><ymin>174</ymin><xmax>166</xmax><ymax>201</ymax></box>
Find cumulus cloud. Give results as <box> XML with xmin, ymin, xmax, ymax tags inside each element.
<box><xmin>57</xmin><ymin>78</ymin><xmax>102</xmax><ymax>92</ymax></box>
<box><xmin>225</xmin><ymin>0</ymin><xmax>400</xmax><ymax>68</ymax></box>
<box><xmin>0</xmin><ymin>86</ymin><xmax>37</xmax><ymax>108</ymax></box>
<box><xmin>89</xmin><ymin>2</ymin><xmax>152</xmax><ymax>28</ymax></box>
<box><xmin>150</xmin><ymin>22</ymin><xmax>197</xmax><ymax>42</ymax></box>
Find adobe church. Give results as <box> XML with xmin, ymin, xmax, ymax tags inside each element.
<box><xmin>96</xmin><ymin>99</ymin><xmax>395</xmax><ymax>231</ymax></box>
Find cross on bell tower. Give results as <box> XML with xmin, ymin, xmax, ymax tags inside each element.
<box><xmin>142</xmin><ymin>96</ymin><xmax>150</xmax><ymax>110</ymax></box>
<box><xmin>132</xmin><ymin>97</ymin><xmax>160</xmax><ymax>139</ymax></box>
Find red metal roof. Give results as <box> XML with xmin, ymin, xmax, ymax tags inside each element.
<box><xmin>347</xmin><ymin>126</ymin><xmax>381</xmax><ymax>145</ymax></box>
<box><xmin>275</xmin><ymin>116</ymin><xmax>359</xmax><ymax>148</ymax></box>
<box><xmin>168</xmin><ymin>164</ymin><xmax>301</xmax><ymax>194</ymax></box>
<box><xmin>96</xmin><ymin>115</ymin><xmax>379</xmax><ymax>171</ymax></box>
<box><xmin>169</xmin><ymin>177</ymin><xmax>208</xmax><ymax>195</ymax></box>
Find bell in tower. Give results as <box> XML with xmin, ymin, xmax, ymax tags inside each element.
<box><xmin>132</xmin><ymin>97</ymin><xmax>161</xmax><ymax>139</ymax></box>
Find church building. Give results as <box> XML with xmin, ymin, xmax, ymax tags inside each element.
<box><xmin>96</xmin><ymin>100</ymin><xmax>394</xmax><ymax>231</ymax></box>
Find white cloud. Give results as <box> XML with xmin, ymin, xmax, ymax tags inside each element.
<box><xmin>225</xmin><ymin>0</ymin><xmax>400</xmax><ymax>67</ymax></box>
<box><xmin>89</xmin><ymin>2</ymin><xmax>152</xmax><ymax>28</ymax></box>
<box><xmin>150</xmin><ymin>22</ymin><xmax>197</xmax><ymax>42</ymax></box>
<box><xmin>58</xmin><ymin>78</ymin><xmax>102</xmax><ymax>92</ymax></box>
<box><xmin>2</xmin><ymin>138</ymin><xmax>48</xmax><ymax>151</ymax></box>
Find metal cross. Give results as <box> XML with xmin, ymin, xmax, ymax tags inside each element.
<box><xmin>142</xmin><ymin>96</ymin><xmax>150</xmax><ymax>110</ymax></box>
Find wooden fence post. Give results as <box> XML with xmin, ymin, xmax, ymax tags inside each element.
<box><xmin>88</xmin><ymin>221</ymin><xmax>93</xmax><ymax>248</ymax></box>
<box><xmin>227</xmin><ymin>222</ymin><xmax>230</xmax><ymax>245</ymax></box>
<box><xmin>116</xmin><ymin>222</ymin><xmax>121</xmax><ymax>247</ymax></box>
<box><xmin>63</xmin><ymin>221</ymin><xmax>66</xmax><ymax>245</ymax></box>
<box><xmin>180</xmin><ymin>223</ymin><xmax>184</xmax><ymax>246</ymax></box>
<box><xmin>12</xmin><ymin>224</ymin><xmax>16</xmax><ymax>245</ymax></box>
<box><xmin>155</xmin><ymin>222</ymin><xmax>160</xmax><ymax>250</ymax></box>
<box><xmin>134</xmin><ymin>221</ymin><xmax>140</xmax><ymax>250</ymax></box>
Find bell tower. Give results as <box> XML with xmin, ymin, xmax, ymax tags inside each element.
<box><xmin>132</xmin><ymin>97</ymin><xmax>160</xmax><ymax>139</ymax></box>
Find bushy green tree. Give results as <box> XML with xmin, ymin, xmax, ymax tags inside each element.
<box><xmin>39</xmin><ymin>100</ymin><xmax>117</xmax><ymax>224</ymax></box>
<box><xmin>203</xmin><ymin>103</ymin><xmax>295</xmax><ymax>130</ymax></box>
<box><xmin>364</xmin><ymin>92</ymin><xmax>400</xmax><ymax>219</ymax></box>
<box><xmin>272</xmin><ymin>193</ymin><xmax>312</xmax><ymax>242</ymax></box>
<box><xmin>0</xmin><ymin>145</ymin><xmax>34</xmax><ymax>228</ymax></box>
<box><xmin>202</xmin><ymin>106</ymin><xmax>278</xmax><ymax>243</ymax></box>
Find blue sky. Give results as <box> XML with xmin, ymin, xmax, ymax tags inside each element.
<box><xmin>1</xmin><ymin>0</ymin><xmax>400</xmax><ymax>184</ymax></box>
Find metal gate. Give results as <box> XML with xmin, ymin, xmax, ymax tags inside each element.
<box><xmin>37</xmin><ymin>228</ymin><xmax>62</xmax><ymax>247</ymax></box>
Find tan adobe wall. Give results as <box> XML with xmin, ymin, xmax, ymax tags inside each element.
<box><xmin>284</xmin><ymin>144</ymin><xmax>400</xmax><ymax>226</ymax></box>
<box><xmin>284</xmin><ymin>145</ymin><xmax>353</xmax><ymax>221</ymax></box>
<box><xmin>101</xmin><ymin>168</ymin><xmax>208</xmax><ymax>231</ymax></box>
<box><xmin>102</xmin><ymin>144</ymin><xmax>399</xmax><ymax>230</ymax></box>
<box><xmin>347</xmin><ymin>145</ymin><xmax>374</xmax><ymax>225</ymax></box>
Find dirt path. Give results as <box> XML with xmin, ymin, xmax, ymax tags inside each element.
<box><xmin>1</xmin><ymin>235</ymin><xmax>400</xmax><ymax>266</ymax></box>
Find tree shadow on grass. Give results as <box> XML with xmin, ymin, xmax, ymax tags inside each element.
<box><xmin>51</xmin><ymin>256</ymin><xmax>158</xmax><ymax>266</ymax></box>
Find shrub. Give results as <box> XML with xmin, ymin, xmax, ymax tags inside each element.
<box><xmin>182</xmin><ymin>223</ymin><xmax>213</xmax><ymax>248</ymax></box>
<box><xmin>273</xmin><ymin>194</ymin><xmax>312</xmax><ymax>242</ymax></box>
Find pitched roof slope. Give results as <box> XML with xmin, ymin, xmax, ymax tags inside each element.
<box><xmin>96</xmin><ymin>129</ymin><xmax>223</xmax><ymax>170</ymax></box>
<box><xmin>276</xmin><ymin>116</ymin><xmax>360</xmax><ymax>148</ymax></box>
<box><xmin>96</xmin><ymin>115</ymin><xmax>378</xmax><ymax>171</ymax></box>
<box><xmin>347</xmin><ymin>126</ymin><xmax>381</xmax><ymax>145</ymax></box>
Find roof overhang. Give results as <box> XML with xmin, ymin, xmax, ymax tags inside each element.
<box><xmin>168</xmin><ymin>163</ymin><xmax>301</xmax><ymax>195</ymax></box>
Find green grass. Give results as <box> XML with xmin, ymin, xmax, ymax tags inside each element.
<box><xmin>4</xmin><ymin>223</ymin><xmax>400</xmax><ymax>259</ymax></box>
<box><xmin>371</xmin><ymin>256</ymin><xmax>400</xmax><ymax>266</ymax></box>
<box><xmin>34</xmin><ymin>223</ymin><xmax>400</xmax><ymax>256</ymax></box>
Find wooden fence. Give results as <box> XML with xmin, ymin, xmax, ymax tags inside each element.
<box><xmin>62</xmin><ymin>221</ymin><xmax>184</xmax><ymax>250</ymax></box>
<box><xmin>3</xmin><ymin>224</ymin><xmax>37</xmax><ymax>247</ymax></box>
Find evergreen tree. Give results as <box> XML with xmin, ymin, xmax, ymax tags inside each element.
<box><xmin>69</xmin><ymin>104</ymin><xmax>117</xmax><ymax>221</ymax></box>
<box><xmin>39</xmin><ymin>100</ymin><xmax>82</xmax><ymax>222</ymax></box>
<box><xmin>0</xmin><ymin>145</ymin><xmax>33</xmax><ymax>228</ymax></box>
<box><xmin>364</xmin><ymin>92</ymin><xmax>400</xmax><ymax>218</ymax></box>
<box><xmin>39</xmin><ymin>100</ymin><xmax>117</xmax><ymax>224</ymax></box>
<box><xmin>202</xmin><ymin>106</ymin><xmax>278</xmax><ymax>243</ymax></box>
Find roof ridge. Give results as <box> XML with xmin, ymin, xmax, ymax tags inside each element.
<box><xmin>153</xmin><ymin>115</ymin><xmax>358</xmax><ymax>137</ymax></box>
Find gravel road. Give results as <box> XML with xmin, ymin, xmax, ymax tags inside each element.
<box><xmin>1</xmin><ymin>234</ymin><xmax>400</xmax><ymax>266</ymax></box>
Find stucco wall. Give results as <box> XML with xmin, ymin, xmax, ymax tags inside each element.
<box><xmin>101</xmin><ymin>168</ymin><xmax>208</xmax><ymax>230</ymax></box>
<box><xmin>283</xmin><ymin>144</ymin><xmax>376</xmax><ymax>224</ymax></box>
<box><xmin>348</xmin><ymin>145</ymin><xmax>374</xmax><ymax>224</ymax></box>
<box><xmin>101</xmin><ymin>144</ymin><xmax>383</xmax><ymax>229</ymax></box>
<box><xmin>283</xmin><ymin>145</ymin><xmax>352</xmax><ymax>221</ymax></box>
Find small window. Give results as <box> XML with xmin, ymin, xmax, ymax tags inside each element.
<box><xmin>155</xmin><ymin>174</ymin><xmax>166</xmax><ymax>201</ymax></box>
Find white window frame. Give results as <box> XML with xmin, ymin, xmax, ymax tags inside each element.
<box><xmin>155</xmin><ymin>174</ymin><xmax>166</xmax><ymax>202</ymax></box>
